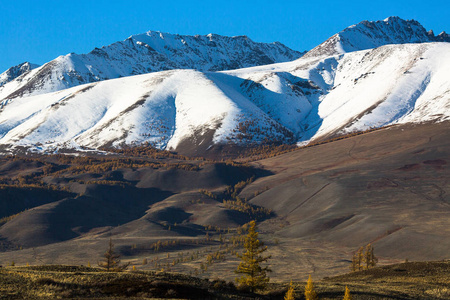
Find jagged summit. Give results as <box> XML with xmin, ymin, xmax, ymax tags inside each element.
<box><xmin>0</xmin><ymin>31</ymin><xmax>303</xmax><ymax>101</ymax></box>
<box><xmin>436</xmin><ymin>31</ymin><xmax>450</xmax><ymax>41</ymax></box>
<box><xmin>0</xmin><ymin>62</ymin><xmax>39</xmax><ymax>87</ymax></box>
<box><xmin>304</xmin><ymin>16</ymin><xmax>450</xmax><ymax>58</ymax></box>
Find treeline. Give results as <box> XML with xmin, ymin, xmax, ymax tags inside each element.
<box><xmin>100</xmin><ymin>144</ymin><xmax>209</xmax><ymax>161</ymax></box>
<box><xmin>0</xmin><ymin>210</ymin><xmax>24</xmax><ymax>225</ymax></box>
<box><xmin>2</xmin><ymin>154</ymin><xmax>201</xmax><ymax>174</ymax></box>
<box><xmin>199</xmin><ymin>177</ymin><xmax>273</xmax><ymax>221</ymax></box>
<box><xmin>102</xmin><ymin>124</ymin><xmax>391</xmax><ymax>163</ymax></box>
<box><xmin>0</xmin><ymin>154</ymin><xmax>202</xmax><ymax>191</ymax></box>
<box><xmin>234</xmin><ymin>125</ymin><xmax>392</xmax><ymax>161</ymax></box>
<box><xmin>222</xmin><ymin>178</ymin><xmax>273</xmax><ymax>220</ymax></box>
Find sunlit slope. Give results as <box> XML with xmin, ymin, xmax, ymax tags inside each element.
<box><xmin>0</xmin><ymin>42</ymin><xmax>449</xmax><ymax>153</ymax></box>
<box><xmin>0</xmin><ymin>31</ymin><xmax>302</xmax><ymax>100</ymax></box>
<box><xmin>226</xmin><ymin>42</ymin><xmax>450</xmax><ymax>142</ymax></box>
<box><xmin>0</xmin><ymin>70</ymin><xmax>292</xmax><ymax>152</ymax></box>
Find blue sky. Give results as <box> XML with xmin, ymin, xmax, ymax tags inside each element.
<box><xmin>1</xmin><ymin>0</ymin><xmax>449</xmax><ymax>72</ymax></box>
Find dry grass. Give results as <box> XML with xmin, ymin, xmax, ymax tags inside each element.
<box><xmin>0</xmin><ymin>265</ymin><xmax>245</xmax><ymax>299</ymax></box>
<box><xmin>0</xmin><ymin>261</ymin><xmax>448</xmax><ymax>299</ymax></box>
<box><xmin>316</xmin><ymin>261</ymin><xmax>450</xmax><ymax>299</ymax></box>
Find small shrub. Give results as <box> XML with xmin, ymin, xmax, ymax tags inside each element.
<box><xmin>35</xmin><ymin>277</ymin><xmax>57</xmax><ymax>286</ymax></box>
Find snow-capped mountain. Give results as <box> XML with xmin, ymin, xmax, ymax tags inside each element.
<box><xmin>0</xmin><ymin>62</ymin><xmax>39</xmax><ymax>87</ymax></box>
<box><xmin>0</xmin><ymin>32</ymin><xmax>303</xmax><ymax>101</ymax></box>
<box><xmin>0</xmin><ymin>41</ymin><xmax>448</xmax><ymax>154</ymax></box>
<box><xmin>0</xmin><ymin>17</ymin><xmax>448</xmax><ymax>154</ymax></box>
<box><xmin>304</xmin><ymin>16</ymin><xmax>450</xmax><ymax>58</ymax></box>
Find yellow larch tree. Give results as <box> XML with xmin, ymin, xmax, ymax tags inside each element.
<box><xmin>305</xmin><ymin>275</ymin><xmax>318</xmax><ymax>300</ymax></box>
<box><xmin>343</xmin><ymin>286</ymin><xmax>352</xmax><ymax>300</ymax></box>
<box><xmin>364</xmin><ymin>243</ymin><xmax>378</xmax><ymax>269</ymax></box>
<box><xmin>236</xmin><ymin>220</ymin><xmax>271</xmax><ymax>292</ymax></box>
<box><xmin>284</xmin><ymin>280</ymin><xmax>295</xmax><ymax>300</ymax></box>
<box><xmin>98</xmin><ymin>238</ymin><xmax>130</xmax><ymax>271</ymax></box>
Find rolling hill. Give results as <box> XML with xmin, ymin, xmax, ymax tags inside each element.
<box><xmin>0</xmin><ymin>121</ymin><xmax>448</xmax><ymax>281</ymax></box>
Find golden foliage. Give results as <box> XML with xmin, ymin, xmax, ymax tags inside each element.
<box><xmin>364</xmin><ymin>244</ymin><xmax>378</xmax><ymax>270</ymax></box>
<box><xmin>0</xmin><ymin>211</ymin><xmax>25</xmax><ymax>225</ymax></box>
<box><xmin>305</xmin><ymin>275</ymin><xmax>318</xmax><ymax>300</ymax></box>
<box><xmin>343</xmin><ymin>286</ymin><xmax>352</xmax><ymax>300</ymax></box>
<box><xmin>99</xmin><ymin>144</ymin><xmax>208</xmax><ymax>161</ymax></box>
<box><xmin>351</xmin><ymin>244</ymin><xmax>378</xmax><ymax>271</ymax></box>
<box><xmin>285</xmin><ymin>280</ymin><xmax>295</xmax><ymax>300</ymax></box>
<box><xmin>236</xmin><ymin>221</ymin><xmax>271</xmax><ymax>292</ymax></box>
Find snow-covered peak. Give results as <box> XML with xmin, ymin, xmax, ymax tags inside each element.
<box><xmin>0</xmin><ymin>18</ymin><xmax>448</xmax><ymax>155</ymax></box>
<box><xmin>0</xmin><ymin>31</ymin><xmax>303</xmax><ymax>101</ymax></box>
<box><xmin>0</xmin><ymin>62</ymin><xmax>39</xmax><ymax>87</ymax></box>
<box><xmin>0</xmin><ymin>42</ymin><xmax>448</xmax><ymax>155</ymax></box>
<box><xmin>304</xmin><ymin>16</ymin><xmax>450</xmax><ymax>58</ymax></box>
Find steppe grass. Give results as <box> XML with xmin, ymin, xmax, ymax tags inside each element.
<box><xmin>0</xmin><ymin>261</ymin><xmax>448</xmax><ymax>299</ymax></box>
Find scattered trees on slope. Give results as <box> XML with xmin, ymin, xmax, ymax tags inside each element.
<box><xmin>351</xmin><ymin>243</ymin><xmax>378</xmax><ymax>271</ymax></box>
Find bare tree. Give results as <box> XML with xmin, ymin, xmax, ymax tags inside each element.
<box><xmin>98</xmin><ymin>238</ymin><xmax>129</xmax><ymax>271</ymax></box>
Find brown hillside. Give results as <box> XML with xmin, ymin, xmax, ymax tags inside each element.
<box><xmin>0</xmin><ymin>121</ymin><xmax>448</xmax><ymax>282</ymax></box>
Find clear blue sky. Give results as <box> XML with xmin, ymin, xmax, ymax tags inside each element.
<box><xmin>1</xmin><ymin>0</ymin><xmax>449</xmax><ymax>72</ymax></box>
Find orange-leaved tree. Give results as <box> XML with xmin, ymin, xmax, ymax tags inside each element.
<box><xmin>364</xmin><ymin>243</ymin><xmax>378</xmax><ymax>270</ymax></box>
<box><xmin>351</xmin><ymin>243</ymin><xmax>378</xmax><ymax>271</ymax></box>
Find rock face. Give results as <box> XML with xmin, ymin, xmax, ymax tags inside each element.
<box><xmin>0</xmin><ymin>32</ymin><xmax>304</xmax><ymax>100</ymax></box>
<box><xmin>0</xmin><ymin>62</ymin><xmax>39</xmax><ymax>87</ymax></box>
<box><xmin>304</xmin><ymin>16</ymin><xmax>450</xmax><ymax>58</ymax></box>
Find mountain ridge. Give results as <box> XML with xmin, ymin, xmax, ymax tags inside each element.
<box><xmin>0</xmin><ymin>31</ymin><xmax>304</xmax><ymax>101</ymax></box>
<box><xmin>0</xmin><ymin>62</ymin><xmax>40</xmax><ymax>87</ymax></box>
<box><xmin>303</xmin><ymin>16</ymin><xmax>450</xmax><ymax>58</ymax></box>
<box><xmin>0</xmin><ymin>17</ymin><xmax>448</xmax><ymax>155</ymax></box>
<box><xmin>0</xmin><ymin>41</ymin><xmax>448</xmax><ymax>155</ymax></box>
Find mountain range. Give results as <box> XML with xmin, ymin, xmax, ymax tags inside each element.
<box><xmin>0</xmin><ymin>16</ymin><xmax>449</xmax><ymax>155</ymax></box>
<box><xmin>0</xmin><ymin>32</ymin><xmax>303</xmax><ymax>100</ymax></box>
<box><xmin>304</xmin><ymin>16</ymin><xmax>450</xmax><ymax>58</ymax></box>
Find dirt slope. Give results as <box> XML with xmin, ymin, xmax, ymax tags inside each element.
<box><xmin>0</xmin><ymin>122</ymin><xmax>448</xmax><ymax>282</ymax></box>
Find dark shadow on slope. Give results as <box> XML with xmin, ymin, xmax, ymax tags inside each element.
<box><xmin>0</xmin><ymin>185</ymin><xmax>173</xmax><ymax>247</ymax></box>
<box><xmin>298</xmin><ymin>102</ymin><xmax>324</xmax><ymax>141</ymax></box>
<box><xmin>124</xmin><ymin>162</ymin><xmax>273</xmax><ymax>192</ymax></box>
<box><xmin>0</xmin><ymin>187</ymin><xmax>75</xmax><ymax>218</ymax></box>
<box><xmin>204</xmin><ymin>72</ymin><xmax>324</xmax><ymax>143</ymax></box>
